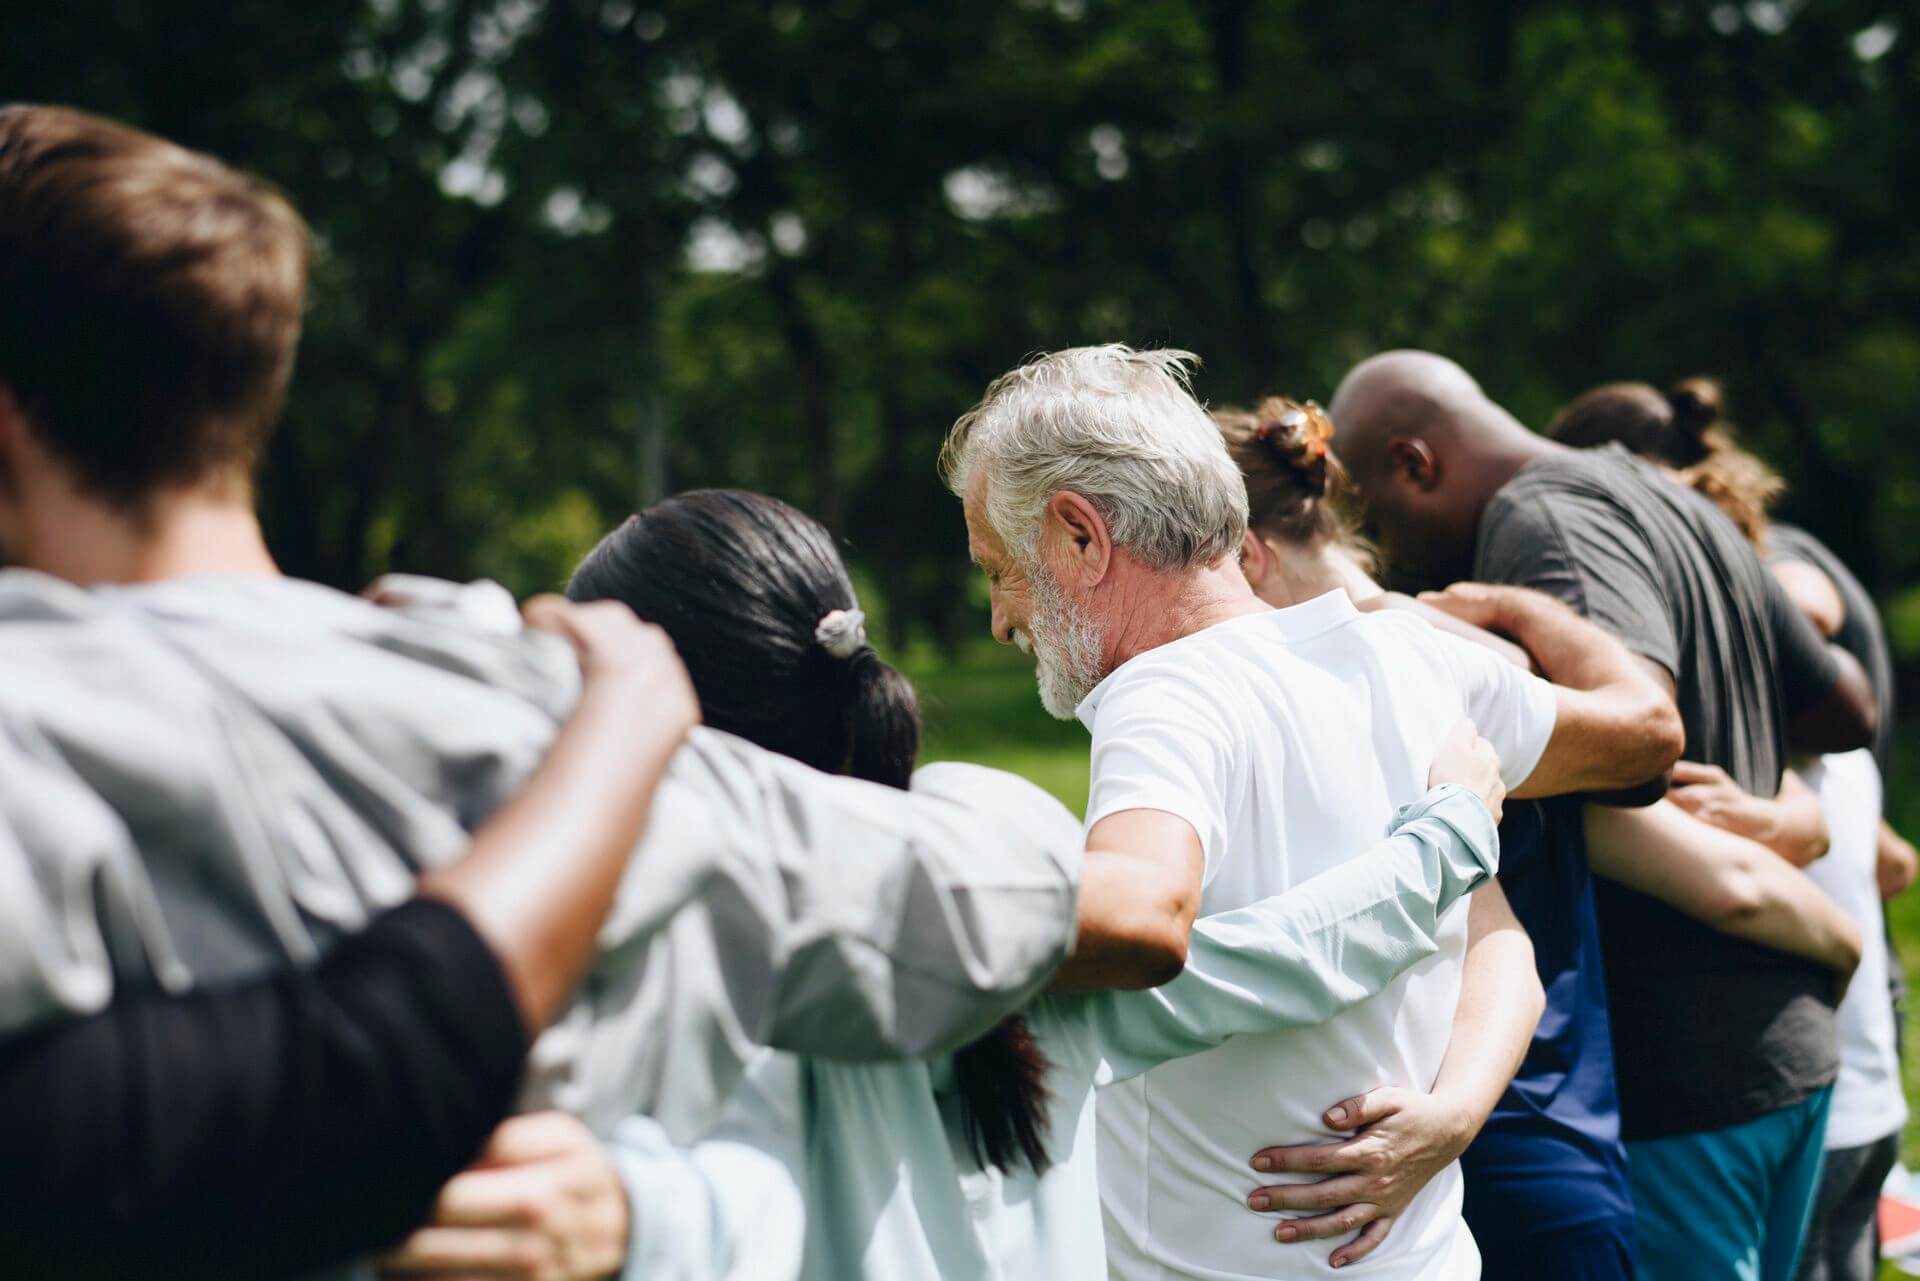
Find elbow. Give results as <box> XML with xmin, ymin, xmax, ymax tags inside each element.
<box><xmin>1636</xmin><ymin>700</ymin><xmax>1686</xmax><ymax>780</ymax></box>
<box><xmin>1126</xmin><ymin>923</ymin><xmax>1190</xmax><ymax>989</ymax></box>
<box><xmin>1701</xmin><ymin>868</ymin><xmax>1766</xmax><ymax>931</ymax></box>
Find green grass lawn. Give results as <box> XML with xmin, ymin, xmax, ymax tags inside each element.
<box><xmin>904</xmin><ymin>644</ymin><xmax>1920</xmax><ymax>1277</ymax></box>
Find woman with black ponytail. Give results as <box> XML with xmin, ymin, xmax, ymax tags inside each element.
<box><xmin>568</xmin><ymin>488</ymin><xmax>1054</xmax><ymax>1177</ymax></box>
<box><xmin>406</xmin><ymin>486</ymin><xmax>1505</xmax><ymax>1281</ymax></box>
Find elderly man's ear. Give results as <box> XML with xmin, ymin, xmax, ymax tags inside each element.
<box><xmin>1044</xmin><ymin>490</ymin><xmax>1113</xmax><ymax>587</ymax></box>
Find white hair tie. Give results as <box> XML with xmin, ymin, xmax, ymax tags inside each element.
<box><xmin>815</xmin><ymin>607</ymin><xmax>868</xmax><ymax>659</ymax></box>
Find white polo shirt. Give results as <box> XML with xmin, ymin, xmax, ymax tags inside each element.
<box><xmin>1083</xmin><ymin>590</ymin><xmax>1555</xmax><ymax>1281</ymax></box>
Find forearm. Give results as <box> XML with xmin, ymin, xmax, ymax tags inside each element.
<box><xmin>419</xmin><ymin>676</ymin><xmax>687</xmax><ymax>1033</ymax></box>
<box><xmin>1586</xmin><ymin>801</ymin><xmax>1861</xmax><ymax>973</ymax></box>
<box><xmin>0</xmin><ymin>899</ymin><xmax>527</xmax><ymax>1281</ymax></box>
<box><xmin>1427</xmin><ymin>884</ymin><xmax>1541</xmax><ymax>1136</ymax></box>
<box><xmin>1752</xmin><ymin>770</ymin><xmax>1831</xmax><ymax>866</ymax></box>
<box><xmin>1470</xmin><ymin>589</ymin><xmax>1682</xmax><ymax>796</ymax></box>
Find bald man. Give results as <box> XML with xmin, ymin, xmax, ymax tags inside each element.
<box><xmin>1329</xmin><ymin>352</ymin><xmax>1877</xmax><ymax>1281</ymax></box>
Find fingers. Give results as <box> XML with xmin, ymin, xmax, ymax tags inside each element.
<box><xmin>476</xmin><ymin>1111</ymin><xmax>596</xmax><ymax>1167</ymax></box>
<box><xmin>1325</xmin><ymin>1087</ymin><xmax>1407</xmax><ymax>1131</ymax></box>
<box><xmin>1416</xmin><ymin>583</ymin><xmax>1501</xmax><ymax>626</ymax></box>
<box><xmin>1669</xmin><ymin>760</ymin><xmax>1727</xmax><ymax>787</ymax></box>
<box><xmin>1249</xmin><ymin>1137</ymin><xmax>1375</xmax><ymax>1176</ymax></box>
<box><xmin>429</xmin><ymin>1164</ymin><xmax>568</xmax><ymax>1230</ymax></box>
<box><xmin>1330</xmin><ymin>1215</ymin><xmax>1397</xmax><ymax>1268</ymax></box>
<box><xmin>379</xmin><ymin>1225</ymin><xmax>547</xmax><ymax>1276</ymax></box>
<box><xmin>1248</xmin><ymin>1174</ymin><xmax>1375</xmax><ymax>1214</ymax></box>
<box><xmin>1267</xmin><ymin>1202</ymin><xmax>1382</xmax><ymax>1245</ymax></box>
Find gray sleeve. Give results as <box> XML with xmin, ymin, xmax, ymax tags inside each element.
<box><xmin>528</xmin><ymin>730</ymin><xmax>1084</xmax><ymax>1136</ymax></box>
<box><xmin>1478</xmin><ymin>490</ymin><xmax>1680</xmax><ymax>680</ymax></box>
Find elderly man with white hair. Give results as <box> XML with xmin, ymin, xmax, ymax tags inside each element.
<box><xmin>943</xmin><ymin>344</ymin><xmax>1685</xmax><ymax>1280</ymax></box>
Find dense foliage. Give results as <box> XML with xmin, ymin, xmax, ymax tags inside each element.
<box><xmin>8</xmin><ymin>1</ymin><xmax>1916</xmax><ymax>648</ymax></box>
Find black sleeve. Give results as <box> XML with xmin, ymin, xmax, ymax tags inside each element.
<box><xmin>0</xmin><ymin>896</ymin><xmax>530</xmax><ymax>1281</ymax></box>
<box><xmin>1761</xmin><ymin>565</ymin><xmax>1843</xmax><ymax>717</ymax></box>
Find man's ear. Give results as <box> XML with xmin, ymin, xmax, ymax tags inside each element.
<box><xmin>1045</xmin><ymin>490</ymin><xmax>1113</xmax><ymax>586</ymax></box>
<box><xmin>1387</xmin><ymin>436</ymin><xmax>1440</xmax><ymax>491</ymax></box>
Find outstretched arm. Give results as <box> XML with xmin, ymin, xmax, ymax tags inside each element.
<box><xmin>1419</xmin><ymin>582</ymin><xmax>1684</xmax><ymax>798</ymax></box>
<box><xmin>1244</xmin><ymin>880</ymin><xmax>1541</xmax><ymax>1267</ymax></box>
<box><xmin>1585</xmin><ymin>800</ymin><xmax>1860</xmax><ymax>975</ymax></box>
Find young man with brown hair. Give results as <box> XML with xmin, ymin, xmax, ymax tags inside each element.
<box><xmin>0</xmin><ymin>105</ymin><xmax>1087</xmax><ymax>1278</ymax></box>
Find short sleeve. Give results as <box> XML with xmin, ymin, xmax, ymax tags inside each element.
<box><xmin>1426</xmin><ymin>629</ymin><xmax>1558</xmax><ymax>789</ymax></box>
<box><xmin>1082</xmin><ymin>668</ymin><xmax>1238</xmax><ymax>885</ymax></box>
<box><xmin>1761</xmin><ymin>567</ymin><xmax>1842</xmax><ymax>717</ymax></box>
<box><xmin>1477</xmin><ymin>489</ymin><xmax>1680</xmax><ymax>681</ymax></box>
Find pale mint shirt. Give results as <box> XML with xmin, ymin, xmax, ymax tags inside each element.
<box><xmin>612</xmin><ymin>785</ymin><xmax>1500</xmax><ymax>1281</ymax></box>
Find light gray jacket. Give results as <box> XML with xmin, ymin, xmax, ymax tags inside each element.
<box><xmin>0</xmin><ymin>569</ymin><xmax>1083</xmax><ymax>1141</ymax></box>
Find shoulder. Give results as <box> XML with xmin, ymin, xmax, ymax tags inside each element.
<box><xmin>1080</xmin><ymin>637</ymin><xmax>1245</xmax><ymax>735</ymax></box>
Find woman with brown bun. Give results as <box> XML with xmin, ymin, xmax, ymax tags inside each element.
<box><xmin>1550</xmin><ymin>380</ymin><xmax>1910</xmax><ymax>1281</ymax></box>
<box><xmin>1215</xmin><ymin>398</ymin><xmax>1863</xmax><ymax>1281</ymax></box>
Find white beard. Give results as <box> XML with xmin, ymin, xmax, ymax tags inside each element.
<box><xmin>1016</xmin><ymin>562</ymin><xmax>1107</xmax><ymax>720</ymax></box>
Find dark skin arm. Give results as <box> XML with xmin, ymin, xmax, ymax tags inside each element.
<box><xmin>1416</xmin><ymin>583</ymin><xmax>1685</xmax><ymax>799</ymax></box>
<box><xmin>1786</xmin><ymin>644</ymin><xmax>1877</xmax><ymax>756</ymax></box>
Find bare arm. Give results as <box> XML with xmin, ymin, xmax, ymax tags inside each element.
<box><xmin>1418</xmin><ymin>583</ymin><xmax>1684</xmax><ymax>798</ymax></box>
<box><xmin>1245</xmin><ymin>879</ymin><xmax>1543</xmax><ymax>1268</ymax></box>
<box><xmin>1666</xmin><ymin>762</ymin><xmax>1830</xmax><ymax>867</ymax></box>
<box><xmin>1050</xmin><ymin>810</ymin><xmax>1203</xmax><ymax>992</ymax></box>
<box><xmin>1585</xmin><ymin>800</ymin><xmax>1860</xmax><ymax>975</ymax></box>
<box><xmin>417</xmin><ymin>598</ymin><xmax>699</xmax><ymax>1033</ymax></box>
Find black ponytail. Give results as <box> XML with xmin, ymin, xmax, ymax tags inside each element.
<box><xmin>843</xmin><ymin>650</ymin><xmax>920</xmax><ymax>789</ymax></box>
<box><xmin>569</xmin><ymin>490</ymin><xmax>1055</xmax><ymax>1174</ymax></box>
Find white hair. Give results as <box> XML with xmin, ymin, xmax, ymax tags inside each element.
<box><xmin>941</xmin><ymin>344</ymin><xmax>1250</xmax><ymax>572</ymax></box>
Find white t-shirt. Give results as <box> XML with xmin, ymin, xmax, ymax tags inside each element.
<box><xmin>1085</xmin><ymin>591</ymin><xmax>1556</xmax><ymax>1281</ymax></box>
<box><xmin>1800</xmin><ymin>749</ymin><xmax>1908</xmax><ymax>1151</ymax></box>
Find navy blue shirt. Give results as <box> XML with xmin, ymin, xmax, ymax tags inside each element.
<box><xmin>1462</xmin><ymin>799</ymin><xmax>1634</xmax><ymax>1235</ymax></box>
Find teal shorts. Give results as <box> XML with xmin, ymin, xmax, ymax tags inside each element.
<box><xmin>1626</xmin><ymin>1087</ymin><xmax>1833</xmax><ymax>1281</ymax></box>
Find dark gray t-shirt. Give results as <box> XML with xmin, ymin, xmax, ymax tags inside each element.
<box><xmin>1475</xmin><ymin>443</ymin><xmax>1841</xmax><ymax>1141</ymax></box>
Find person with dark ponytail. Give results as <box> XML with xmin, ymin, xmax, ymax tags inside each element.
<box><xmin>396</xmin><ymin>486</ymin><xmax>1515</xmax><ymax>1281</ymax></box>
<box><xmin>568</xmin><ymin>487</ymin><xmax>1054</xmax><ymax>1177</ymax></box>
<box><xmin>1550</xmin><ymin>377</ymin><xmax>1783</xmax><ymax>545</ymax></box>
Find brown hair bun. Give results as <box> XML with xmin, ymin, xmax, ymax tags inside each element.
<box><xmin>1248</xmin><ymin>397</ymin><xmax>1335</xmax><ymax>497</ymax></box>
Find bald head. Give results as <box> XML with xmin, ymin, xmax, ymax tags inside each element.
<box><xmin>1324</xmin><ymin>350</ymin><xmax>1552</xmax><ymax>587</ymax></box>
<box><xmin>1329</xmin><ymin>351</ymin><xmax>1503</xmax><ymax>479</ymax></box>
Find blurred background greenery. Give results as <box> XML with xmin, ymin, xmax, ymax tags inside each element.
<box><xmin>11</xmin><ymin>0</ymin><xmax>1920</xmax><ymax>1261</ymax></box>
<box><xmin>9</xmin><ymin>0</ymin><xmax>1918</xmax><ymax>647</ymax></box>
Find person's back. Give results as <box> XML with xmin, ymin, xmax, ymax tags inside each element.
<box><xmin>1094</xmin><ymin>594</ymin><xmax>1552</xmax><ymax>1281</ymax></box>
<box><xmin>1475</xmin><ymin>442</ymin><xmax>1840</xmax><ymax>1140</ymax></box>
<box><xmin>557</xmin><ymin>489</ymin><xmax>1509</xmax><ymax>1281</ymax></box>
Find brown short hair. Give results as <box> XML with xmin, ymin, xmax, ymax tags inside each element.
<box><xmin>0</xmin><ymin>104</ymin><xmax>310</xmax><ymax>504</ymax></box>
